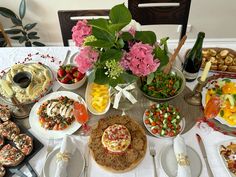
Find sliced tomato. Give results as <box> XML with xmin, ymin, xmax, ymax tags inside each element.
<box><xmin>151</xmin><ymin>122</ymin><xmax>157</xmax><ymax>126</ymax></box>
<box><xmin>204</xmin><ymin>96</ymin><xmax>221</xmax><ymax>119</ymax></box>
<box><xmin>144</xmin><ymin>119</ymin><xmax>150</xmax><ymax>125</ymax></box>
<box><xmin>151</xmin><ymin>128</ymin><xmax>158</xmax><ymax>134</ymax></box>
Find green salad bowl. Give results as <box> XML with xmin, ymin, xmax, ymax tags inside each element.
<box><xmin>137</xmin><ymin>67</ymin><xmax>186</xmax><ymax>102</ymax></box>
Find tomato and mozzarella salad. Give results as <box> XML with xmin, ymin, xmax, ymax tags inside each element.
<box><xmin>144</xmin><ymin>103</ymin><xmax>182</xmax><ymax>137</ymax></box>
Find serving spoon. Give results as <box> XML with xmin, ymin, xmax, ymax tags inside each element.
<box><xmin>163</xmin><ymin>35</ymin><xmax>187</xmax><ymax>74</ymax></box>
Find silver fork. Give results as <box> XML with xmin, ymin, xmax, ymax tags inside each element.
<box><xmin>40</xmin><ymin>138</ymin><xmax>54</xmax><ymax>177</ymax></box>
<box><xmin>149</xmin><ymin>143</ymin><xmax>158</xmax><ymax>177</ymax></box>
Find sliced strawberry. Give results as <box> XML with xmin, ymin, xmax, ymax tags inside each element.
<box><xmin>71</xmin><ymin>67</ymin><xmax>78</xmax><ymax>73</ymax></box>
<box><xmin>57</xmin><ymin>68</ymin><xmax>66</xmax><ymax>78</ymax></box>
<box><xmin>77</xmin><ymin>72</ymin><xmax>85</xmax><ymax>80</ymax></box>
<box><xmin>60</xmin><ymin>76</ymin><xmax>70</xmax><ymax>84</ymax></box>
<box><xmin>66</xmin><ymin>73</ymin><xmax>73</xmax><ymax>80</ymax></box>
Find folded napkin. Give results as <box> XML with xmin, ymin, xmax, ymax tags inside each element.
<box><xmin>173</xmin><ymin>135</ymin><xmax>191</xmax><ymax>177</ymax></box>
<box><xmin>55</xmin><ymin>135</ymin><xmax>76</xmax><ymax>177</ymax></box>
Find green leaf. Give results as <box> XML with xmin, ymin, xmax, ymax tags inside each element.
<box><xmin>5</xmin><ymin>29</ymin><xmax>22</xmax><ymax>34</ymax></box>
<box><xmin>10</xmin><ymin>35</ymin><xmax>23</xmax><ymax>40</ymax></box>
<box><xmin>86</xmin><ymin>40</ymin><xmax>114</xmax><ymax>48</ymax></box>
<box><xmin>147</xmin><ymin>73</ymin><xmax>154</xmax><ymax>84</ymax></box>
<box><xmin>117</xmin><ymin>38</ymin><xmax>125</xmax><ymax>49</ymax></box>
<box><xmin>154</xmin><ymin>47</ymin><xmax>169</xmax><ymax>70</ymax></box>
<box><xmin>120</xmin><ymin>32</ymin><xmax>133</xmax><ymax>41</ymax></box>
<box><xmin>94</xmin><ymin>67</ymin><xmax>109</xmax><ymax>84</ymax></box>
<box><xmin>32</xmin><ymin>41</ymin><xmax>45</xmax><ymax>46</ymax></box>
<box><xmin>160</xmin><ymin>37</ymin><xmax>169</xmax><ymax>54</ymax></box>
<box><xmin>19</xmin><ymin>36</ymin><xmax>27</xmax><ymax>43</ymax></box>
<box><xmin>109</xmin><ymin>76</ymin><xmax>124</xmax><ymax>87</ymax></box>
<box><xmin>100</xmin><ymin>49</ymin><xmax>122</xmax><ymax>63</ymax></box>
<box><xmin>92</xmin><ymin>27</ymin><xmax>115</xmax><ymax>42</ymax></box>
<box><xmin>28</xmin><ymin>35</ymin><xmax>40</xmax><ymax>40</ymax></box>
<box><xmin>24</xmin><ymin>23</ymin><xmax>37</xmax><ymax>31</ymax></box>
<box><xmin>109</xmin><ymin>4</ymin><xmax>131</xmax><ymax>31</ymax></box>
<box><xmin>135</xmin><ymin>31</ymin><xmax>156</xmax><ymax>45</ymax></box>
<box><xmin>11</xmin><ymin>17</ymin><xmax>22</xmax><ymax>26</ymax></box>
<box><xmin>25</xmin><ymin>41</ymin><xmax>32</xmax><ymax>47</ymax></box>
<box><xmin>0</xmin><ymin>7</ymin><xmax>17</xmax><ymax>18</ymax></box>
<box><xmin>28</xmin><ymin>31</ymin><xmax>37</xmax><ymax>36</ymax></box>
<box><xmin>19</xmin><ymin>0</ymin><xmax>26</xmax><ymax>19</ymax></box>
<box><xmin>88</xmin><ymin>19</ymin><xmax>112</xmax><ymax>34</ymax></box>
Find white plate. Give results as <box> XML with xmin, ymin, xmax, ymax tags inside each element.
<box><xmin>143</xmin><ymin>109</ymin><xmax>185</xmax><ymax>139</ymax></box>
<box><xmin>160</xmin><ymin>145</ymin><xmax>202</xmax><ymax>177</ymax></box>
<box><xmin>29</xmin><ymin>91</ymin><xmax>86</xmax><ymax>139</ymax></box>
<box><xmin>217</xmin><ymin>140</ymin><xmax>236</xmax><ymax>177</ymax></box>
<box><xmin>44</xmin><ymin>147</ymin><xmax>85</xmax><ymax>177</ymax></box>
<box><xmin>202</xmin><ymin>78</ymin><xmax>236</xmax><ymax>128</ymax></box>
<box><xmin>85</xmin><ymin>81</ymin><xmax>110</xmax><ymax>115</ymax></box>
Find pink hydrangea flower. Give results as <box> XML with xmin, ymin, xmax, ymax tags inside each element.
<box><xmin>121</xmin><ymin>42</ymin><xmax>160</xmax><ymax>76</ymax></box>
<box><xmin>74</xmin><ymin>46</ymin><xmax>99</xmax><ymax>73</ymax></box>
<box><xmin>72</xmin><ymin>19</ymin><xmax>92</xmax><ymax>47</ymax></box>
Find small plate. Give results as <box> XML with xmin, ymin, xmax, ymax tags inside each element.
<box><xmin>160</xmin><ymin>145</ymin><xmax>202</xmax><ymax>177</ymax></box>
<box><xmin>217</xmin><ymin>140</ymin><xmax>236</xmax><ymax>177</ymax></box>
<box><xmin>202</xmin><ymin>78</ymin><xmax>236</xmax><ymax>128</ymax></box>
<box><xmin>29</xmin><ymin>91</ymin><xmax>86</xmax><ymax>139</ymax></box>
<box><xmin>44</xmin><ymin>147</ymin><xmax>85</xmax><ymax>177</ymax></box>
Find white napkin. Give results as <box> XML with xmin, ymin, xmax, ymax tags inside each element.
<box><xmin>173</xmin><ymin>135</ymin><xmax>192</xmax><ymax>177</ymax></box>
<box><xmin>55</xmin><ymin>135</ymin><xmax>77</xmax><ymax>177</ymax></box>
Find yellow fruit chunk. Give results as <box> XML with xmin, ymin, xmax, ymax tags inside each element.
<box><xmin>90</xmin><ymin>83</ymin><xmax>109</xmax><ymax>112</ymax></box>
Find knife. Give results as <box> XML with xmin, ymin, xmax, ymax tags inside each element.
<box><xmin>196</xmin><ymin>134</ymin><xmax>214</xmax><ymax>177</ymax></box>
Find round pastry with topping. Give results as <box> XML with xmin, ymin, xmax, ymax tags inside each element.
<box><xmin>0</xmin><ymin>104</ymin><xmax>11</xmax><ymax>122</ymax></box>
<box><xmin>0</xmin><ymin>144</ymin><xmax>25</xmax><ymax>167</ymax></box>
<box><xmin>89</xmin><ymin>115</ymin><xmax>147</xmax><ymax>172</ymax></box>
<box><xmin>102</xmin><ymin>124</ymin><xmax>131</xmax><ymax>153</ymax></box>
<box><xmin>0</xmin><ymin>165</ymin><xmax>5</xmax><ymax>177</ymax></box>
<box><xmin>13</xmin><ymin>134</ymin><xmax>33</xmax><ymax>156</ymax></box>
<box><xmin>0</xmin><ymin>121</ymin><xmax>20</xmax><ymax>140</ymax></box>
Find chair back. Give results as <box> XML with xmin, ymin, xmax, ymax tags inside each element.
<box><xmin>58</xmin><ymin>10</ymin><xmax>109</xmax><ymax>46</ymax></box>
<box><xmin>128</xmin><ymin>0</ymin><xmax>191</xmax><ymax>41</ymax></box>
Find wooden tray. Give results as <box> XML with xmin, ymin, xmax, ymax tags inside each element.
<box><xmin>4</xmin><ymin>119</ymin><xmax>44</xmax><ymax>176</ymax></box>
<box><xmin>185</xmin><ymin>47</ymin><xmax>236</xmax><ymax>74</ymax></box>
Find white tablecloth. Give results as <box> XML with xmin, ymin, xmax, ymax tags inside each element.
<box><xmin>1</xmin><ymin>46</ymin><xmax>236</xmax><ymax>177</ymax></box>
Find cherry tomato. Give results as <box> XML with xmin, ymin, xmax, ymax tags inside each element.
<box><xmin>145</xmin><ymin>119</ymin><xmax>150</xmax><ymax>125</ymax></box>
<box><xmin>204</xmin><ymin>96</ymin><xmax>221</xmax><ymax>119</ymax></box>
<box><xmin>151</xmin><ymin>122</ymin><xmax>157</xmax><ymax>126</ymax></box>
<box><xmin>145</xmin><ymin>111</ymin><xmax>150</xmax><ymax>116</ymax></box>
<box><xmin>168</xmin><ymin>131</ymin><xmax>175</xmax><ymax>137</ymax></box>
<box><xmin>151</xmin><ymin>128</ymin><xmax>158</xmax><ymax>134</ymax></box>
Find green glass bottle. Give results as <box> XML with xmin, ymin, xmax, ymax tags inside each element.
<box><xmin>182</xmin><ymin>32</ymin><xmax>205</xmax><ymax>82</ymax></box>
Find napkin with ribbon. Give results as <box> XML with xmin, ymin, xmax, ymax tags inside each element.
<box><xmin>113</xmin><ymin>83</ymin><xmax>137</xmax><ymax>109</ymax></box>
<box><xmin>173</xmin><ymin>135</ymin><xmax>191</xmax><ymax>177</ymax></box>
<box><xmin>55</xmin><ymin>135</ymin><xmax>76</xmax><ymax>177</ymax></box>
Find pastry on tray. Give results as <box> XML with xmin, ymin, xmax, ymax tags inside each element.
<box><xmin>0</xmin><ymin>121</ymin><xmax>20</xmax><ymax>140</ymax></box>
<box><xmin>0</xmin><ymin>144</ymin><xmax>25</xmax><ymax>167</ymax></box>
<box><xmin>89</xmin><ymin>115</ymin><xmax>147</xmax><ymax>173</ymax></box>
<box><xmin>13</xmin><ymin>134</ymin><xmax>33</xmax><ymax>156</ymax></box>
<box><xmin>0</xmin><ymin>104</ymin><xmax>11</xmax><ymax>122</ymax></box>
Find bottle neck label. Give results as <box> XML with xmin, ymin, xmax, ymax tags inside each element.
<box><xmin>183</xmin><ymin>70</ymin><xmax>199</xmax><ymax>80</ymax></box>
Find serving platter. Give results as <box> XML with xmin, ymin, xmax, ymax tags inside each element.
<box><xmin>217</xmin><ymin>140</ymin><xmax>236</xmax><ymax>177</ymax></box>
<box><xmin>29</xmin><ymin>91</ymin><xmax>86</xmax><ymax>139</ymax></box>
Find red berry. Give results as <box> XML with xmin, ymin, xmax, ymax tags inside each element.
<box><xmin>71</xmin><ymin>67</ymin><xmax>78</xmax><ymax>73</ymax></box>
<box><xmin>77</xmin><ymin>72</ymin><xmax>84</xmax><ymax>80</ymax></box>
<box><xmin>57</xmin><ymin>68</ymin><xmax>65</xmax><ymax>78</ymax></box>
<box><xmin>66</xmin><ymin>73</ymin><xmax>73</xmax><ymax>80</ymax></box>
<box><xmin>60</xmin><ymin>76</ymin><xmax>70</xmax><ymax>84</ymax></box>
<box><xmin>73</xmin><ymin>71</ymin><xmax>79</xmax><ymax>78</ymax></box>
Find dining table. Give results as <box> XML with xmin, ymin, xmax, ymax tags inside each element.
<box><xmin>0</xmin><ymin>43</ymin><xmax>236</xmax><ymax>177</ymax></box>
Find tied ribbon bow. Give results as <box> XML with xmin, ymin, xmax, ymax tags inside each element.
<box><xmin>56</xmin><ymin>152</ymin><xmax>71</xmax><ymax>162</ymax></box>
<box><xmin>113</xmin><ymin>83</ymin><xmax>137</xmax><ymax>109</ymax></box>
<box><xmin>176</xmin><ymin>153</ymin><xmax>190</xmax><ymax>166</ymax></box>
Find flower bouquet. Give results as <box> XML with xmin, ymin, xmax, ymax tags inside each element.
<box><xmin>72</xmin><ymin>4</ymin><xmax>169</xmax><ymax>111</ymax></box>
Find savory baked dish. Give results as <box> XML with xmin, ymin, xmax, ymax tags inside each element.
<box><xmin>0</xmin><ymin>104</ymin><xmax>11</xmax><ymax>122</ymax></box>
<box><xmin>0</xmin><ymin>121</ymin><xmax>20</xmax><ymax>140</ymax></box>
<box><xmin>0</xmin><ymin>144</ymin><xmax>25</xmax><ymax>167</ymax></box>
<box><xmin>0</xmin><ymin>63</ymin><xmax>52</xmax><ymax>103</ymax></box>
<box><xmin>220</xmin><ymin>142</ymin><xmax>236</xmax><ymax>175</ymax></box>
<box><xmin>201</xmin><ymin>48</ymin><xmax>236</xmax><ymax>72</ymax></box>
<box><xmin>13</xmin><ymin>134</ymin><xmax>33</xmax><ymax>156</ymax></box>
<box><xmin>37</xmin><ymin>96</ymin><xmax>76</xmax><ymax>130</ymax></box>
<box><xmin>89</xmin><ymin>115</ymin><xmax>147</xmax><ymax>172</ymax></box>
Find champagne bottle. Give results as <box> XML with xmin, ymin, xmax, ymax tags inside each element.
<box><xmin>182</xmin><ymin>32</ymin><xmax>205</xmax><ymax>82</ymax></box>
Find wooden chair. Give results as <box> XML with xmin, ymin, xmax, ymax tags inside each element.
<box><xmin>58</xmin><ymin>10</ymin><xmax>109</xmax><ymax>46</ymax></box>
<box><xmin>128</xmin><ymin>0</ymin><xmax>192</xmax><ymax>41</ymax></box>
<box><xmin>0</xmin><ymin>22</ymin><xmax>12</xmax><ymax>47</ymax></box>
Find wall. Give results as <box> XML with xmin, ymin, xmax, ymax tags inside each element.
<box><xmin>0</xmin><ymin>0</ymin><xmax>236</xmax><ymax>46</ymax></box>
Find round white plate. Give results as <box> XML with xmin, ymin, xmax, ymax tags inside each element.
<box><xmin>29</xmin><ymin>91</ymin><xmax>86</xmax><ymax>139</ymax></box>
<box><xmin>202</xmin><ymin>78</ymin><xmax>236</xmax><ymax>128</ymax></box>
<box><xmin>143</xmin><ymin>109</ymin><xmax>185</xmax><ymax>139</ymax></box>
<box><xmin>44</xmin><ymin>147</ymin><xmax>85</xmax><ymax>177</ymax></box>
<box><xmin>160</xmin><ymin>145</ymin><xmax>202</xmax><ymax>177</ymax></box>
<box><xmin>217</xmin><ymin>140</ymin><xmax>236</xmax><ymax>177</ymax></box>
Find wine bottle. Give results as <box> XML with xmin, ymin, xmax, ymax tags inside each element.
<box><xmin>182</xmin><ymin>32</ymin><xmax>205</xmax><ymax>82</ymax></box>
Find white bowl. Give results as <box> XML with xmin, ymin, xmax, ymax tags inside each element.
<box><xmin>57</xmin><ymin>75</ymin><xmax>87</xmax><ymax>90</ymax></box>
